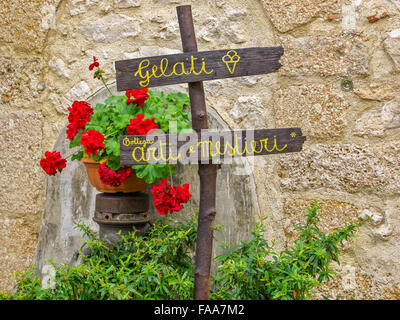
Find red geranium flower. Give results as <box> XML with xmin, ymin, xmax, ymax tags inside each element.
<box><xmin>80</xmin><ymin>129</ymin><xmax>105</xmax><ymax>155</ymax></box>
<box><xmin>89</xmin><ymin>56</ymin><xmax>99</xmax><ymax>71</ymax></box>
<box><xmin>150</xmin><ymin>179</ymin><xmax>192</xmax><ymax>215</ymax></box>
<box><xmin>66</xmin><ymin>122</ymin><xmax>80</xmax><ymax>141</ymax></box>
<box><xmin>126</xmin><ymin>88</ymin><xmax>149</xmax><ymax>107</ymax></box>
<box><xmin>126</xmin><ymin>114</ymin><xmax>159</xmax><ymax>135</ymax></box>
<box><xmin>66</xmin><ymin>101</ymin><xmax>93</xmax><ymax>141</ymax></box>
<box><xmin>98</xmin><ymin>162</ymin><xmax>132</xmax><ymax>186</ymax></box>
<box><xmin>40</xmin><ymin>151</ymin><xmax>67</xmax><ymax>176</ymax></box>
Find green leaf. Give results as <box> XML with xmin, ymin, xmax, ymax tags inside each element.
<box><xmin>107</xmin><ymin>153</ymin><xmax>121</xmax><ymax>171</ymax></box>
<box><xmin>71</xmin><ymin>151</ymin><xmax>83</xmax><ymax>161</ymax></box>
<box><xmin>104</xmin><ymin>95</ymin><xmax>126</xmax><ymax>106</ymax></box>
<box><xmin>113</xmin><ymin>114</ymin><xmax>131</xmax><ymax>130</ymax></box>
<box><xmin>132</xmin><ymin>164</ymin><xmax>175</xmax><ymax>184</ymax></box>
<box><xmin>105</xmin><ymin>139</ymin><xmax>120</xmax><ymax>157</ymax></box>
<box><xmin>69</xmin><ymin>130</ymin><xmax>83</xmax><ymax>148</ymax></box>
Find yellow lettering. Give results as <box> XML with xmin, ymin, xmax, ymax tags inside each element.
<box><xmin>188</xmin><ymin>146</ymin><xmax>196</xmax><ymax>153</ymax></box>
<box><xmin>209</xmin><ymin>140</ymin><xmax>221</xmax><ymax>157</ymax></box>
<box><xmin>135</xmin><ymin>56</ymin><xmax>214</xmax><ymax>85</ymax></box>
<box><xmin>210</xmin><ymin>140</ymin><xmax>221</xmax><ymax>157</ymax></box>
<box><xmin>172</xmin><ymin>62</ymin><xmax>188</xmax><ymax>76</ymax></box>
<box><xmin>234</xmin><ymin>135</ymin><xmax>248</xmax><ymax>155</ymax></box>
<box><xmin>273</xmin><ymin>135</ymin><xmax>287</xmax><ymax>152</ymax></box>
<box><xmin>134</xmin><ymin>59</ymin><xmax>151</xmax><ymax>87</ymax></box>
<box><xmin>145</xmin><ymin>140</ymin><xmax>154</xmax><ymax>148</ymax></box>
<box><xmin>189</xmin><ymin>56</ymin><xmax>201</xmax><ymax>75</ymax></box>
<box><xmin>151</xmin><ymin>65</ymin><xmax>163</xmax><ymax>78</ymax></box>
<box><xmin>158</xmin><ymin>141</ymin><xmax>169</xmax><ymax>161</ymax></box>
<box><xmin>160</xmin><ymin>58</ymin><xmax>173</xmax><ymax>77</ymax></box>
<box><xmin>132</xmin><ymin>146</ymin><xmax>149</xmax><ymax>163</ymax></box>
<box><xmin>250</xmin><ymin>140</ymin><xmax>264</xmax><ymax>154</ymax></box>
<box><xmin>261</xmin><ymin>138</ymin><xmax>274</xmax><ymax>152</ymax></box>
<box><xmin>197</xmin><ymin>140</ymin><xmax>211</xmax><ymax>158</ymax></box>
<box><xmin>123</xmin><ymin>137</ymin><xmax>130</xmax><ymax>147</ymax></box>
<box><xmin>168</xmin><ymin>148</ymin><xmax>181</xmax><ymax>161</ymax></box>
<box><xmin>150</xmin><ymin>147</ymin><xmax>164</xmax><ymax>162</ymax></box>
<box><xmin>223</xmin><ymin>139</ymin><xmax>236</xmax><ymax>157</ymax></box>
<box><xmin>214</xmin><ymin>141</ymin><xmax>224</xmax><ymax>155</ymax></box>
<box><xmin>199</xmin><ymin>58</ymin><xmax>214</xmax><ymax>75</ymax></box>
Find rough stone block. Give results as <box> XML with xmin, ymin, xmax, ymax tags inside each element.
<box><xmin>261</xmin><ymin>0</ymin><xmax>340</xmax><ymax>32</ymax></box>
<box><xmin>79</xmin><ymin>13</ymin><xmax>141</xmax><ymax>43</ymax></box>
<box><xmin>353</xmin><ymin>108</ymin><xmax>386</xmax><ymax>137</ymax></box>
<box><xmin>279</xmin><ymin>143</ymin><xmax>400</xmax><ymax>194</ymax></box>
<box><xmin>0</xmin><ymin>0</ymin><xmax>58</xmax><ymax>52</ymax></box>
<box><xmin>66</xmin><ymin>81</ymin><xmax>90</xmax><ymax>103</ymax></box>
<box><xmin>197</xmin><ymin>8</ymin><xmax>247</xmax><ymax>44</ymax></box>
<box><xmin>48</xmin><ymin>57</ymin><xmax>71</xmax><ymax>78</ymax></box>
<box><xmin>354</xmin><ymin>84</ymin><xmax>394</xmax><ymax>101</ymax></box>
<box><xmin>0</xmin><ymin>54</ymin><xmax>43</xmax><ymax>108</ymax></box>
<box><xmin>69</xmin><ymin>0</ymin><xmax>102</xmax><ymax>16</ymax></box>
<box><xmin>391</xmin><ymin>0</ymin><xmax>400</xmax><ymax>10</ymax></box>
<box><xmin>283</xmin><ymin>199</ymin><xmax>360</xmax><ymax>242</ymax></box>
<box><xmin>0</xmin><ymin>217</ymin><xmax>38</xmax><ymax>292</ymax></box>
<box><xmin>0</xmin><ymin>112</ymin><xmax>44</xmax><ymax>215</ymax></box>
<box><xmin>230</xmin><ymin>96</ymin><xmax>266</xmax><ymax>128</ymax></box>
<box><xmin>384</xmin><ymin>29</ymin><xmax>400</xmax><ymax>72</ymax></box>
<box><xmin>353</xmin><ymin>99</ymin><xmax>400</xmax><ymax>137</ymax></box>
<box><xmin>280</xmin><ymin>33</ymin><xmax>369</xmax><ymax>76</ymax></box>
<box><xmin>313</xmin><ymin>265</ymin><xmax>400</xmax><ymax>300</ymax></box>
<box><xmin>114</xmin><ymin>0</ymin><xmax>142</xmax><ymax>9</ymax></box>
<box><xmin>274</xmin><ymin>84</ymin><xmax>349</xmax><ymax>138</ymax></box>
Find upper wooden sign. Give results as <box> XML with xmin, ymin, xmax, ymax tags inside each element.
<box><xmin>115</xmin><ymin>46</ymin><xmax>284</xmax><ymax>90</ymax></box>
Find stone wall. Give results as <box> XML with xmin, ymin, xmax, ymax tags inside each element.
<box><xmin>1</xmin><ymin>0</ymin><xmax>400</xmax><ymax>298</ymax></box>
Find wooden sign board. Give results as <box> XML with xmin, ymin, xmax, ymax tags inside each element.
<box><xmin>120</xmin><ymin>128</ymin><xmax>306</xmax><ymax>165</ymax></box>
<box><xmin>115</xmin><ymin>46</ymin><xmax>284</xmax><ymax>90</ymax></box>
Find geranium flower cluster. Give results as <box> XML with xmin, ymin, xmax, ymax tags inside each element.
<box><xmin>126</xmin><ymin>88</ymin><xmax>149</xmax><ymax>106</ymax></box>
<box><xmin>80</xmin><ymin>129</ymin><xmax>105</xmax><ymax>155</ymax></box>
<box><xmin>98</xmin><ymin>162</ymin><xmax>132</xmax><ymax>187</ymax></box>
<box><xmin>40</xmin><ymin>56</ymin><xmax>193</xmax><ymax>213</ymax></box>
<box><xmin>40</xmin><ymin>151</ymin><xmax>67</xmax><ymax>176</ymax></box>
<box><xmin>66</xmin><ymin>100</ymin><xmax>93</xmax><ymax>141</ymax></box>
<box><xmin>126</xmin><ymin>114</ymin><xmax>159</xmax><ymax>135</ymax></box>
<box><xmin>150</xmin><ymin>179</ymin><xmax>192</xmax><ymax>215</ymax></box>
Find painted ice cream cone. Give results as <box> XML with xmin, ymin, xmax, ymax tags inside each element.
<box><xmin>222</xmin><ymin>50</ymin><xmax>241</xmax><ymax>74</ymax></box>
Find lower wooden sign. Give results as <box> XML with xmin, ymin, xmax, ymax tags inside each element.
<box><xmin>120</xmin><ymin>128</ymin><xmax>306</xmax><ymax>165</ymax></box>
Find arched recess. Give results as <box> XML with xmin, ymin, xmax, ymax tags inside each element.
<box><xmin>34</xmin><ymin>82</ymin><xmax>260</xmax><ymax>279</ymax></box>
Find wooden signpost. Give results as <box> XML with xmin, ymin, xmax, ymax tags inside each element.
<box><xmin>115</xmin><ymin>5</ymin><xmax>306</xmax><ymax>300</ymax></box>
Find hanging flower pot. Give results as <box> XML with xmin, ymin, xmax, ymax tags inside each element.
<box><xmin>80</xmin><ymin>157</ymin><xmax>146</xmax><ymax>193</ymax></box>
<box><xmin>39</xmin><ymin>56</ymin><xmax>193</xmax><ymax>214</ymax></box>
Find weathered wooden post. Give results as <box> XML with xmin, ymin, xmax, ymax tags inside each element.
<box><xmin>176</xmin><ymin>5</ymin><xmax>219</xmax><ymax>300</ymax></box>
<box><xmin>115</xmin><ymin>4</ymin><xmax>305</xmax><ymax>299</ymax></box>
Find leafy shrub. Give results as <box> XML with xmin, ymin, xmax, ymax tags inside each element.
<box><xmin>2</xmin><ymin>217</ymin><xmax>197</xmax><ymax>300</ymax></box>
<box><xmin>210</xmin><ymin>201</ymin><xmax>364</xmax><ymax>300</ymax></box>
<box><xmin>1</xmin><ymin>202</ymin><xmax>364</xmax><ymax>300</ymax></box>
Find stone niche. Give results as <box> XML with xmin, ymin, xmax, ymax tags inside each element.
<box><xmin>34</xmin><ymin>83</ymin><xmax>260</xmax><ymax>279</ymax></box>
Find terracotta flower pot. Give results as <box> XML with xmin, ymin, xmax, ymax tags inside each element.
<box><xmin>80</xmin><ymin>157</ymin><xmax>147</xmax><ymax>193</ymax></box>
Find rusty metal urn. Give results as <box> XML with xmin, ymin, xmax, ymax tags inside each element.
<box><xmin>94</xmin><ymin>192</ymin><xmax>151</xmax><ymax>243</ymax></box>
